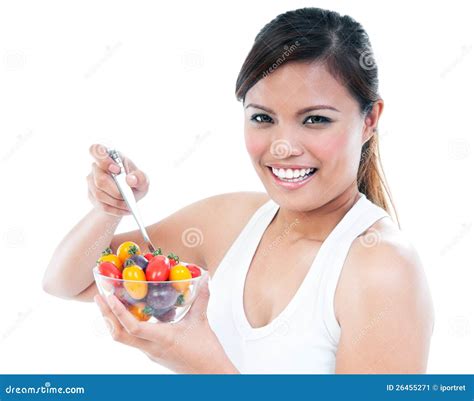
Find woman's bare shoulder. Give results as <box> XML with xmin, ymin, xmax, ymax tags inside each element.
<box><xmin>336</xmin><ymin>216</ymin><xmax>434</xmax><ymax>332</ymax></box>
<box><xmin>335</xmin><ymin>217</ymin><xmax>435</xmax><ymax>372</ymax></box>
<box><xmin>199</xmin><ymin>191</ymin><xmax>270</xmax><ymax>275</ymax></box>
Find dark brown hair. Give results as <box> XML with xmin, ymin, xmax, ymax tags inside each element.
<box><xmin>235</xmin><ymin>7</ymin><xmax>400</xmax><ymax>227</ymax></box>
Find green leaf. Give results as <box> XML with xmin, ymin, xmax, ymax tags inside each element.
<box><xmin>101</xmin><ymin>247</ymin><xmax>113</xmax><ymax>256</ymax></box>
<box><xmin>128</xmin><ymin>245</ymin><xmax>139</xmax><ymax>256</ymax></box>
<box><xmin>176</xmin><ymin>294</ymin><xmax>185</xmax><ymax>306</ymax></box>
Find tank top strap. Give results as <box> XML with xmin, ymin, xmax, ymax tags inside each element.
<box><xmin>319</xmin><ymin>195</ymin><xmax>391</xmax><ymax>344</ymax></box>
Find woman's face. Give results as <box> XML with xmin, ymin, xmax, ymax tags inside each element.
<box><xmin>244</xmin><ymin>61</ymin><xmax>380</xmax><ymax>211</ymax></box>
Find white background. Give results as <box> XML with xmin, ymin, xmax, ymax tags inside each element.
<box><xmin>0</xmin><ymin>0</ymin><xmax>472</xmax><ymax>374</ymax></box>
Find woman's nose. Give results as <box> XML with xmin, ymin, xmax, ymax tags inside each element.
<box><xmin>270</xmin><ymin>137</ymin><xmax>304</xmax><ymax>159</ymax></box>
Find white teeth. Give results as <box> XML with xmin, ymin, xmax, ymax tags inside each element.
<box><xmin>270</xmin><ymin>166</ymin><xmax>317</xmax><ymax>181</ymax></box>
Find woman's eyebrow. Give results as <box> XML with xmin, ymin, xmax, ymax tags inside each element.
<box><xmin>245</xmin><ymin>103</ymin><xmax>340</xmax><ymax>114</ymax></box>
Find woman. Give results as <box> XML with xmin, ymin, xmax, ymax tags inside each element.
<box><xmin>43</xmin><ymin>7</ymin><xmax>434</xmax><ymax>374</ymax></box>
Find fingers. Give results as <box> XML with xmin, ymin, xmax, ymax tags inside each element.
<box><xmin>89</xmin><ymin>144</ymin><xmax>120</xmax><ymax>173</ymax></box>
<box><xmin>94</xmin><ymin>294</ymin><xmax>152</xmax><ymax>350</ymax></box>
<box><xmin>87</xmin><ymin>143</ymin><xmax>149</xmax><ymax>210</ymax></box>
<box><xmin>88</xmin><ymin>187</ymin><xmax>130</xmax><ymax>216</ymax></box>
<box><xmin>125</xmin><ymin>169</ymin><xmax>149</xmax><ymax>192</ymax></box>
<box><xmin>180</xmin><ymin>274</ymin><xmax>210</xmax><ymax>324</ymax></box>
<box><xmin>105</xmin><ymin>295</ymin><xmax>175</xmax><ymax>344</ymax></box>
<box><xmin>91</xmin><ymin>163</ymin><xmax>123</xmax><ymax>199</ymax></box>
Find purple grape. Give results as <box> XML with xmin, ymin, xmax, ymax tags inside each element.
<box><xmin>125</xmin><ymin>255</ymin><xmax>148</xmax><ymax>270</ymax></box>
<box><xmin>146</xmin><ymin>284</ymin><xmax>178</xmax><ymax>310</ymax></box>
<box><xmin>153</xmin><ymin>306</ymin><xmax>176</xmax><ymax>323</ymax></box>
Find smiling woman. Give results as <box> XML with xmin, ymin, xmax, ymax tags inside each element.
<box><xmin>206</xmin><ymin>7</ymin><xmax>434</xmax><ymax>373</ymax></box>
<box><xmin>43</xmin><ymin>6</ymin><xmax>434</xmax><ymax>375</ymax></box>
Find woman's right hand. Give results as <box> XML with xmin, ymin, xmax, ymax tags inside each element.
<box><xmin>87</xmin><ymin>144</ymin><xmax>150</xmax><ymax>217</ymax></box>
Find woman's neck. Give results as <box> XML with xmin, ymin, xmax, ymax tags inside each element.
<box><xmin>271</xmin><ymin>185</ymin><xmax>362</xmax><ymax>243</ymax></box>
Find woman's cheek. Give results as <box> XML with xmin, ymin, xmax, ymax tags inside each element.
<box><xmin>244</xmin><ymin>130</ymin><xmax>268</xmax><ymax>157</ymax></box>
<box><xmin>316</xmin><ymin>133</ymin><xmax>348</xmax><ymax>160</ymax></box>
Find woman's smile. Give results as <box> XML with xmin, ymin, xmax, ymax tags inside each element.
<box><xmin>266</xmin><ymin>165</ymin><xmax>318</xmax><ymax>189</ymax></box>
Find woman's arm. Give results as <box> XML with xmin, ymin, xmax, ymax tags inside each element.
<box><xmin>42</xmin><ymin>207</ymin><xmax>123</xmax><ymax>300</ymax></box>
<box><xmin>335</xmin><ymin>237</ymin><xmax>435</xmax><ymax>373</ymax></box>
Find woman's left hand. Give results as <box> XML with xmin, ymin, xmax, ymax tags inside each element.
<box><xmin>94</xmin><ymin>277</ymin><xmax>239</xmax><ymax>374</ymax></box>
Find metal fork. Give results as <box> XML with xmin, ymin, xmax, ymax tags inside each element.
<box><xmin>107</xmin><ymin>148</ymin><xmax>156</xmax><ymax>253</ymax></box>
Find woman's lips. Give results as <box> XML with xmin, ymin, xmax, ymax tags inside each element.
<box><xmin>266</xmin><ymin>166</ymin><xmax>317</xmax><ymax>190</ymax></box>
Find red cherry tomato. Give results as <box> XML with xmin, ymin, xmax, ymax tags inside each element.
<box><xmin>144</xmin><ymin>248</ymin><xmax>163</xmax><ymax>261</ymax></box>
<box><xmin>98</xmin><ymin>261</ymin><xmax>122</xmax><ymax>287</ymax></box>
<box><xmin>146</xmin><ymin>255</ymin><xmax>170</xmax><ymax>282</ymax></box>
<box><xmin>167</xmin><ymin>252</ymin><xmax>179</xmax><ymax>267</ymax></box>
<box><xmin>185</xmin><ymin>264</ymin><xmax>201</xmax><ymax>278</ymax></box>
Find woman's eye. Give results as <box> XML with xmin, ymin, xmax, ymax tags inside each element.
<box><xmin>250</xmin><ymin>114</ymin><xmax>273</xmax><ymax>124</ymax></box>
<box><xmin>304</xmin><ymin>115</ymin><xmax>332</xmax><ymax>124</ymax></box>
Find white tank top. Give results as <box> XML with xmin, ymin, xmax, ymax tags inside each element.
<box><xmin>207</xmin><ymin>193</ymin><xmax>390</xmax><ymax>374</ymax></box>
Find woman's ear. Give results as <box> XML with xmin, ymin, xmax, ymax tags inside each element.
<box><xmin>362</xmin><ymin>99</ymin><xmax>384</xmax><ymax>144</ymax></box>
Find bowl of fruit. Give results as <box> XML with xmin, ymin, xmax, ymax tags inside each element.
<box><xmin>93</xmin><ymin>241</ymin><xmax>206</xmax><ymax>323</ymax></box>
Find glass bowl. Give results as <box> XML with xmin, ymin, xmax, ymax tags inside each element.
<box><xmin>93</xmin><ymin>264</ymin><xmax>207</xmax><ymax>323</ymax></box>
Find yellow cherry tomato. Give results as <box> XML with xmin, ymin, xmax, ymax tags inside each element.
<box><xmin>123</xmin><ymin>265</ymin><xmax>148</xmax><ymax>299</ymax></box>
<box><xmin>169</xmin><ymin>264</ymin><xmax>192</xmax><ymax>293</ymax></box>
<box><xmin>128</xmin><ymin>302</ymin><xmax>152</xmax><ymax>322</ymax></box>
<box><xmin>117</xmin><ymin>241</ymin><xmax>141</xmax><ymax>264</ymax></box>
<box><xmin>97</xmin><ymin>253</ymin><xmax>123</xmax><ymax>271</ymax></box>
